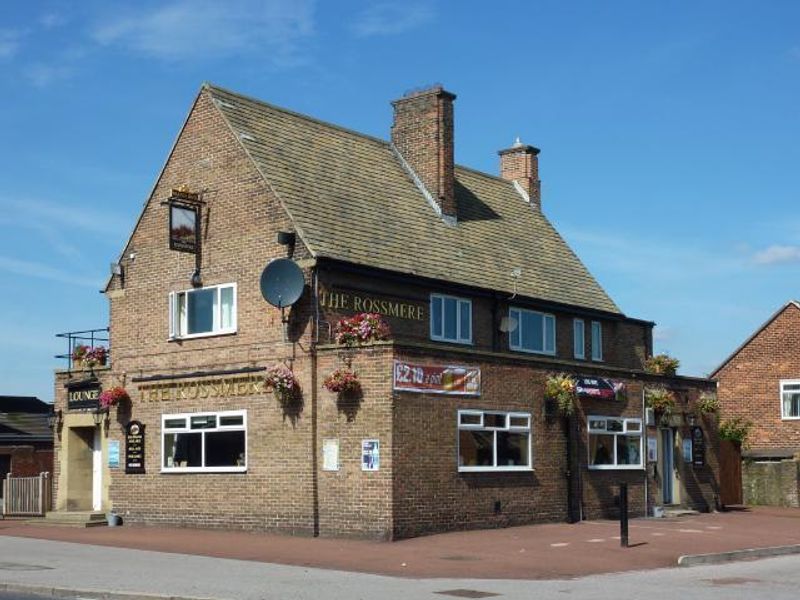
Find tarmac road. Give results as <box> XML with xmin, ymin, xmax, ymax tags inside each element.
<box><xmin>1</xmin><ymin>536</ymin><xmax>800</xmax><ymax>600</ymax></box>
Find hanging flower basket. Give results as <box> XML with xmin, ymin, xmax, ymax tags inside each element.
<box><xmin>719</xmin><ymin>416</ymin><xmax>751</xmax><ymax>445</ymax></box>
<box><xmin>544</xmin><ymin>373</ymin><xmax>577</xmax><ymax>416</ymax></box>
<box><xmin>645</xmin><ymin>385</ymin><xmax>676</xmax><ymax>414</ymax></box>
<box><xmin>696</xmin><ymin>391</ymin><xmax>720</xmax><ymax>414</ymax></box>
<box><xmin>334</xmin><ymin>313</ymin><xmax>391</xmax><ymax>347</ymax></box>
<box><xmin>323</xmin><ymin>368</ymin><xmax>361</xmax><ymax>394</ymax></box>
<box><xmin>99</xmin><ymin>387</ymin><xmax>130</xmax><ymax>410</ymax></box>
<box><xmin>266</xmin><ymin>364</ymin><xmax>299</xmax><ymax>403</ymax></box>
<box><xmin>72</xmin><ymin>345</ymin><xmax>107</xmax><ymax>368</ymax></box>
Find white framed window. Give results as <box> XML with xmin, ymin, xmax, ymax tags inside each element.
<box><xmin>573</xmin><ymin>318</ymin><xmax>585</xmax><ymax>359</ymax></box>
<box><xmin>780</xmin><ymin>380</ymin><xmax>800</xmax><ymax>419</ymax></box>
<box><xmin>430</xmin><ymin>294</ymin><xmax>472</xmax><ymax>344</ymax></box>
<box><xmin>169</xmin><ymin>283</ymin><xmax>237</xmax><ymax>339</ymax></box>
<box><xmin>591</xmin><ymin>320</ymin><xmax>603</xmax><ymax>361</ymax></box>
<box><xmin>458</xmin><ymin>410</ymin><xmax>532</xmax><ymax>472</ymax></box>
<box><xmin>162</xmin><ymin>410</ymin><xmax>247</xmax><ymax>473</ymax></box>
<box><xmin>509</xmin><ymin>307</ymin><xmax>555</xmax><ymax>355</ymax></box>
<box><xmin>588</xmin><ymin>416</ymin><xmax>642</xmax><ymax>470</ymax></box>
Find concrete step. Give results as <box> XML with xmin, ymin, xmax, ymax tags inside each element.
<box><xmin>663</xmin><ymin>507</ymin><xmax>701</xmax><ymax>518</ymax></box>
<box><xmin>27</xmin><ymin>511</ymin><xmax>108</xmax><ymax>528</ymax></box>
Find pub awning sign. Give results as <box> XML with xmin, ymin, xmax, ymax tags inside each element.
<box><xmin>576</xmin><ymin>377</ymin><xmax>625</xmax><ymax>401</ymax></box>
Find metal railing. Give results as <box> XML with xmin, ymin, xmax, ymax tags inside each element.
<box><xmin>55</xmin><ymin>327</ymin><xmax>110</xmax><ymax>371</ymax></box>
<box><xmin>2</xmin><ymin>472</ymin><xmax>52</xmax><ymax>516</ymax></box>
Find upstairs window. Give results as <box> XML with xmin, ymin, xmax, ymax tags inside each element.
<box><xmin>573</xmin><ymin>318</ymin><xmax>585</xmax><ymax>359</ymax></box>
<box><xmin>781</xmin><ymin>380</ymin><xmax>800</xmax><ymax>419</ymax></box>
<box><xmin>169</xmin><ymin>283</ymin><xmax>236</xmax><ymax>339</ymax></box>
<box><xmin>458</xmin><ymin>410</ymin><xmax>532</xmax><ymax>472</ymax></box>
<box><xmin>509</xmin><ymin>308</ymin><xmax>555</xmax><ymax>355</ymax></box>
<box><xmin>430</xmin><ymin>294</ymin><xmax>472</xmax><ymax>344</ymax></box>
<box><xmin>591</xmin><ymin>321</ymin><xmax>603</xmax><ymax>361</ymax></box>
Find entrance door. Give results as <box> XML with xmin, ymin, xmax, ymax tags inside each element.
<box><xmin>661</xmin><ymin>429</ymin><xmax>674</xmax><ymax>504</ymax></box>
<box><xmin>92</xmin><ymin>427</ymin><xmax>102</xmax><ymax>511</ymax></box>
<box><xmin>66</xmin><ymin>426</ymin><xmax>98</xmax><ymax>511</ymax></box>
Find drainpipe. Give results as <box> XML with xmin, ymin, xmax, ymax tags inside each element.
<box><xmin>643</xmin><ymin>384</ymin><xmax>648</xmax><ymax>518</ymax></box>
<box><xmin>311</xmin><ymin>267</ymin><xmax>320</xmax><ymax>536</ymax></box>
<box><xmin>564</xmin><ymin>413</ymin><xmax>575</xmax><ymax>522</ymax></box>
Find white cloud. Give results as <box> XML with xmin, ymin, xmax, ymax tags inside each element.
<box><xmin>92</xmin><ymin>0</ymin><xmax>314</xmax><ymax>66</ymax></box>
<box><xmin>23</xmin><ymin>62</ymin><xmax>74</xmax><ymax>87</ymax></box>
<box><xmin>351</xmin><ymin>3</ymin><xmax>434</xmax><ymax>37</ymax></box>
<box><xmin>0</xmin><ymin>255</ymin><xmax>101</xmax><ymax>288</ymax></box>
<box><xmin>752</xmin><ymin>244</ymin><xmax>800</xmax><ymax>265</ymax></box>
<box><xmin>40</xmin><ymin>13</ymin><xmax>67</xmax><ymax>29</ymax></box>
<box><xmin>0</xmin><ymin>29</ymin><xmax>22</xmax><ymax>59</ymax></box>
<box><xmin>0</xmin><ymin>196</ymin><xmax>128</xmax><ymax>237</ymax></box>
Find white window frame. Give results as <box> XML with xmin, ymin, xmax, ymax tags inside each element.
<box><xmin>430</xmin><ymin>293</ymin><xmax>472</xmax><ymax>344</ymax></box>
<box><xmin>169</xmin><ymin>282</ymin><xmax>237</xmax><ymax>340</ymax></box>
<box><xmin>780</xmin><ymin>379</ymin><xmax>800</xmax><ymax>420</ymax></box>
<box><xmin>573</xmin><ymin>318</ymin><xmax>585</xmax><ymax>359</ymax></box>
<box><xmin>457</xmin><ymin>409</ymin><xmax>533</xmax><ymax>472</ymax></box>
<box><xmin>591</xmin><ymin>320</ymin><xmax>603</xmax><ymax>362</ymax></box>
<box><xmin>587</xmin><ymin>415</ymin><xmax>643</xmax><ymax>470</ymax></box>
<box><xmin>161</xmin><ymin>410</ymin><xmax>247</xmax><ymax>473</ymax></box>
<box><xmin>509</xmin><ymin>307</ymin><xmax>556</xmax><ymax>356</ymax></box>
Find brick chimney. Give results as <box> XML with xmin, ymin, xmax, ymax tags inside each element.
<box><xmin>391</xmin><ymin>86</ymin><xmax>457</xmax><ymax>219</ymax></box>
<box><xmin>499</xmin><ymin>138</ymin><xmax>541</xmax><ymax>210</ymax></box>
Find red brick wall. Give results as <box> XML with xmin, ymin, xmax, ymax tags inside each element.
<box><xmin>1</xmin><ymin>445</ymin><xmax>53</xmax><ymax>477</ymax></box>
<box><xmin>715</xmin><ymin>304</ymin><xmax>800</xmax><ymax>451</ymax></box>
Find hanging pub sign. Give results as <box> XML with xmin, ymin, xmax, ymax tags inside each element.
<box><xmin>125</xmin><ymin>420</ymin><xmax>146</xmax><ymax>474</ymax></box>
<box><xmin>691</xmin><ymin>426</ymin><xmax>705</xmax><ymax>468</ymax></box>
<box><xmin>66</xmin><ymin>379</ymin><xmax>101</xmax><ymax>411</ymax></box>
<box><xmin>575</xmin><ymin>377</ymin><xmax>625</xmax><ymax>401</ymax></box>
<box><xmin>393</xmin><ymin>360</ymin><xmax>481</xmax><ymax>396</ymax></box>
<box><xmin>167</xmin><ymin>188</ymin><xmax>201</xmax><ymax>254</ymax></box>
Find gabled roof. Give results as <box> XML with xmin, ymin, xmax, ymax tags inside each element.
<box><xmin>205</xmin><ymin>84</ymin><xmax>622</xmax><ymax>315</ymax></box>
<box><xmin>0</xmin><ymin>396</ymin><xmax>52</xmax><ymax>442</ymax></box>
<box><xmin>710</xmin><ymin>300</ymin><xmax>800</xmax><ymax>378</ymax></box>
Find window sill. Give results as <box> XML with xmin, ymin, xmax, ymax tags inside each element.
<box><xmin>458</xmin><ymin>466</ymin><xmax>534</xmax><ymax>473</ymax></box>
<box><xmin>509</xmin><ymin>346</ymin><xmax>556</xmax><ymax>357</ymax></box>
<box><xmin>161</xmin><ymin>467</ymin><xmax>247</xmax><ymax>474</ymax></box>
<box><xmin>430</xmin><ymin>337</ymin><xmax>473</xmax><ymax>346</ymax></box>
<box><xmin>168</xmin><ymin>330</ymin><xmax>237</xmax><ymax>342</ymax></box>
<box><xmin>588</xmin><ymin>465</ymin><xmax>643</xmax><ymax>471</ymax></box>
<box><xmin>780</xmin><ymin>416</ymin><xmax>800</xmax><ymax>421</ymax></box>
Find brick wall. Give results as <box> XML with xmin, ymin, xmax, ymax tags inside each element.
<box><xmin>715</xmin><ymin>304</ymin><xmax>800</xmax><ymax>451</ymax></box>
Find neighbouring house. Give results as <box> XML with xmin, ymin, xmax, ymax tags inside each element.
<box><xmin>711</xmin><ymin>300</ymin><xmax>800</xmax><ymax>507</ymax></box>
<box><xmin>52</xmin><ymin>83</ymin><xmax>719</xmax><ymax>538</ymax></box>
<box><xmin>0</xmin><ymin>396</ymin><xmax>54</xmax><ymax>503</ymax></box>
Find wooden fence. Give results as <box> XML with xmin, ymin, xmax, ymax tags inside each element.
<box><xmin>2</xmin><ymin>472</ymin><xmax>52</xmax><ymax>516</ymax></box>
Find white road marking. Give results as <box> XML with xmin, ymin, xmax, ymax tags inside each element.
<box><xmin>587</xmin><ymin>538</ymin><xmax>605</xmax><ymax>543</ymax></box>
<box><xmin>550</xmin><ymin>542</ymin><xmax>570</xmax><ymax>547</ymax></box>
<box><xmin>651</xmin><ymin>532</ymin><xmax>666</xmax><ymax>536</ymax></box>
<box><xmin>678</xmin><ymin>529</ymin><xmax>704</xmax><ymax>533</ymax></box>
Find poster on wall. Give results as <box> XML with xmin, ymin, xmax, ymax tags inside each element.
<box><xmin>575</xmin><ymin>377</ymin><xmax>625</xmax><ymax>401</ymax></box>
<box><xmin>125</xmin><ymin>421</ymin><xmax>146</xmax><ymax>474</ymax></box>
<box><xmin>361</xmin><ymin>439</ymin><xmax>380</xmax><ymax>471</ymax></box>
<box><xmin>393</xmin><ymin>361</ymin><xmax>480</xmax><ymax>395</ymax></box>
<box><xmin>647</xmin><ymin>436</ymin><xmax>658</xmax><ymax>462</ymax></box>
<box><xmin>682</xmin><ymin>438</ymin><xmax>693</xmax><ymax>463</ymax></box>
<box><xmin>108</xmin><ymin>440</ymin><xmax>120</xmax><ymax>469</ymax></box>
<box><xmin>691</xmin><ymin>427</ymin><xmax>705</xmax><ymax>467</ymax></box>
<box><xmin>322</xmin><ymin>438</ymin><xmax>339</xmax><ymax>471</ymax></box>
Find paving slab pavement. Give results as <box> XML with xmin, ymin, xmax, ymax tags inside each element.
<box><xmin>1</xmin><ymin>507</ymin><xmax>799</xmax><ymax>580</ymax></box>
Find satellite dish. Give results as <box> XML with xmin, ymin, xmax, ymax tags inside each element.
<box><xmin>260</xmin><ymin>259</ymin><xmax>304</xmax><ymax>308</ymax></box>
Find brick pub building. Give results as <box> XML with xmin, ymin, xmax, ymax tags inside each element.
<box><xmin>52</xmin><ymin>84</ymin><xmax>719</xmax><ymax>537</ymax></box>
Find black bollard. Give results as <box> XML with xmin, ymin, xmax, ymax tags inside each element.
<box><xmin>620</xmin><ymin>482</ymin><xmax>629</xmax><ymax>547</ymax></box>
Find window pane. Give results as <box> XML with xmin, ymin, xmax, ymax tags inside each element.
<box><xmin>165</xmin><ymin>432</ymin><xmax>202</xmax><ymax>468</ymax></box>
<box><xmin>588</xmin><ymin>418</ymin><xmax>606</xmax><ymax>431</ymax></box>
<box><xmin>190</xmin><ymin>415</ymin><xmax>216</xmax><ymax>429</ymax></box>
<box><xmin>444</xmin><ymin>297</ymin><xmax>458</xmax><ymax>340</ymax></box>
<box><xmin>617</xmin><ymin>436</ymin><xmax>641</xmax><ymax>465</ymax></box>
<box><xmin>219</xmin><ymin>415</ymin><xmax>244</xmax><ymax>427</ymax></box>
<box><xmin>164</xmin><ymin>418</ymin><xmax>186</xmax><ymax>429</ymax></box>
<box><xmin>589</xmin><ymin>434</ymin><xmax>614</xmax><ymax>466</ymax></box>
<box><xmin>509</xmin><ymin>309</ymin><xmax>521</xmax><ymax>347</ymax></box>
<box><xmin>187</xmin><ymin>289</ymin><xmax>216</xmax><ymax>334</ymax></box>
<box><xmin>431</xmin><ymin>296</ymin><xmax>443</xmax><ymax>337</ymax></box>
<box><xmin>497</xmin><ymin>431</ymin><xmax>530</xmax><ymax>467</ymax></box>
<box><xmin>459</xmin><ymin>300</ymin><xmax>471</xmax><ymax>341</ymax></box>
<box><xmin>459</xmin><ymin>413</ymin><xmax>482</xmax><ymax>426</ymax></box>
<box><xmin>607</xmin><ymin>419</ymin><xmax>623</xmax><ymax>432</ymax></box>
<box><xmin>544</xmin><ymin>315</ymin><xmax>555</xmax><ymax>353</ymax></box>
<box><xmin>509</xmin><ymin>415</ymin><xmax>529</xmax><ymax>428</ymax></box>
<box><xmin>484</xmin><ymin>413</ymin><xmax>506</xmax><ymax>428</ymax></box>
<box><xmin>220</xmin><ymin>286</ymin><xmax>234</xmax><ymax>329</ymax></box>
<box><xmin>521</xmin><ymin>311</ymin><xmax>543</xmax><ymax>352</ymax></box>
<box><xmin>177</xmin><ymin>293</ymin><xmax>187</xmax><ymax>335</ymax></box>
<box><xmin>574</xmin><ymin>320</ymin><xmax>584</xmax><ymax>357</ymax></box>
<box><xmin>784</xmin><ymin>389</ymin><xmax>800</xmax><ymax>417</ymax></box>
<box><xmin>592</xmin><ymin>322</ymin><xmax>602</xmax><ymax>359</ymax></box>
<box><xmin>626</xmin><ymin>420</ymin><xmax>642</xmax><ymax>432</ymax></box>
<box><xmin>459</xmin><ymin>430</ymin><xmax>494</xmax><ymax>467</ymax></box>
<box><xmin>205</xmin><ymin>431</ymin><xmax>246</xmax><ymax>467</ymax></box>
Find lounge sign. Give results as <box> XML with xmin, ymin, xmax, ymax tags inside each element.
<box><xmin>67</xmin><ymin>381</ymin><xmax>101</xmax><ymax>410</ymax></box>
<box><xmin>393</xmin><ymin>360</ymin><xmax>481</xmax><ymax>396</ymax></box>
<box><xmin>319</xmin><ymin>290</ymin><xmax>425</xmax><ymax>320</ymax></box>
<box><xmin>139</xmin><ymin>375</ymin><xmax>265</xmax><ymax>402</ymax></box>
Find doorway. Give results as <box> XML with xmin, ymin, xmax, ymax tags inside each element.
<box><xmin>660</xmin><ymin>428</ymin><xmax>674</xmax><ymax>504</ymax></box>
<box><xmin>66</xmin><ymin>426</ymin><xmax>102</xmax><ymax>511</ymax></box>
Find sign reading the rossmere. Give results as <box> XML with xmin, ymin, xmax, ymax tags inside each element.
<box><xmin>139</xmin><ymin>375</ymin><xmax>265</xmax><ymax>402</ymax></box>
<box><xmin>319</xmin><ymin>290</ymin><xmax>424</xmax><ymax>320</ymax></box>
<box><xmin>393</xmin><ymin>360</ymin><xmax>481</xmax><ymax>396</ymax></box>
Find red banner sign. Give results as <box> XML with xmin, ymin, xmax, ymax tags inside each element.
<box><xmin>393</xmin><ymin>361</ymin><xmax>481</xmax><ymax>395</ymax></box>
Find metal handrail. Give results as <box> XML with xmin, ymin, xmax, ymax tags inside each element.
<box><xmin>55</xmin><ymin>327</ymin><xmax>110</xmax><ymax>371</ymax></box>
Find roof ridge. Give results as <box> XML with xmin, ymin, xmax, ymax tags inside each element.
<box><xmin>204</xmin><ymin>82</ymin><xmax>392</xmax><ymax>148</ymax></box>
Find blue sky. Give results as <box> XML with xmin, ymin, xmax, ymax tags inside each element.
<box><xmin>1</xmin><ymin>0</ymin><xmax>798</xmax><ymax>402</ymax></box>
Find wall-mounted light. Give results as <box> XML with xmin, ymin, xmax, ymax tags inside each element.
<box><xmin>92</xmin><ymin>408</ymin><xmax>106</xmax><ymax>427</ymax></box>
<box><xmin>47</xmin><ymin>408</ymin><xmax>62</xmax><ymax>430</ymax></box>
<box><xmin>277</xmin><ymin>231</ymin><xmax>296</xmax><ymax>246</ymax></box>
<box><xmin>110</xmin><ymin>262</ymin><xmax>125</xmax><ymax>288</ymax></box>
<box><xmin>191</xmin><ymin>269</ymin><xmax>202</xmax><ymax>288</ymax></box>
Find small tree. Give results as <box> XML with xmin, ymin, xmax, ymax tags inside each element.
<box><xmin>696</xmin><ymin>391</ymin><xmax>720</xmax><ymax>414</ymax></box>
<box><xmin>719</xmin><ymin>416</ymin><xmax>751</xmax><ymax>445</ymax></box>
<box><xmin>645</xmin><ymin>354</ymin><xmax>680</xmax><ymax>376</ymax></box>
